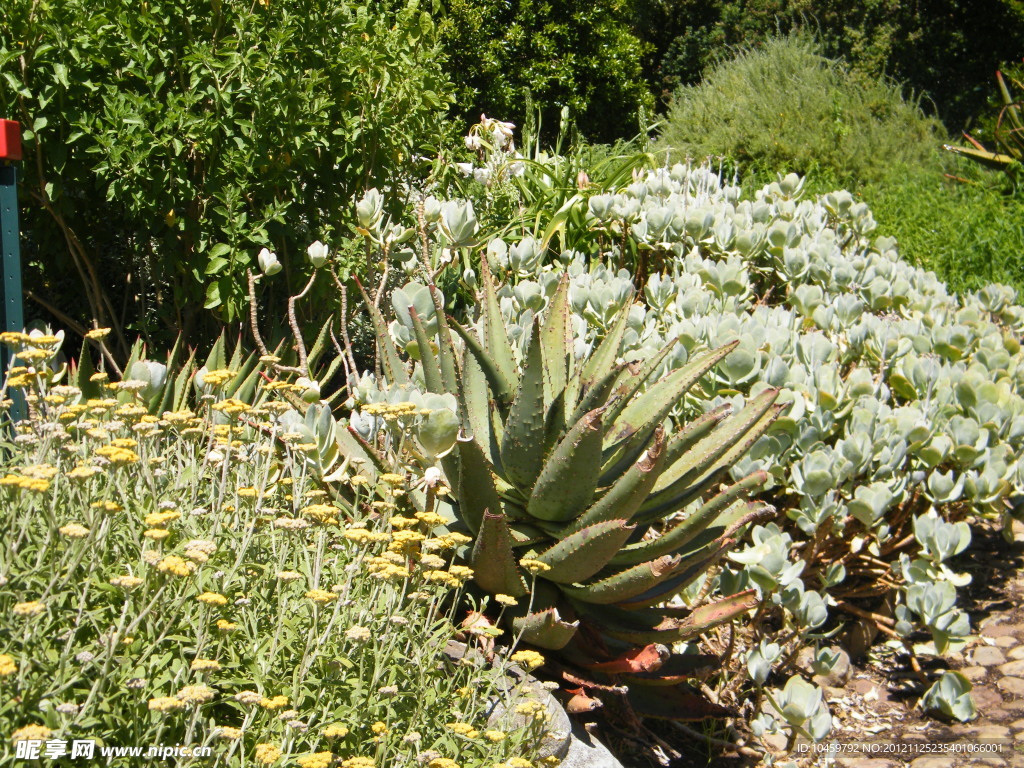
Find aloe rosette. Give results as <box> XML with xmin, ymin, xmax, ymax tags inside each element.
<box><xmin>362</xmin><ymin>262</ymin><xmax>786</xmax><ymax>713</ymax></box>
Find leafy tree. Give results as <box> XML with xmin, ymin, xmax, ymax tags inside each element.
<box><xmin>0</xmin><ymin>0</ymin><xmax>453</xmax><ymax>352</ymax></box>
<box><xmin>435</xmin><ymin>0</ymin><xmax>654</xmax><ymax>144</ymax></box>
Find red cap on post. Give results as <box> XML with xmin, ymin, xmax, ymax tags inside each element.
<box><xmin>0</xmin><ymin>120</ymin><xmax>22</xmax><ymax>162</ymax></box>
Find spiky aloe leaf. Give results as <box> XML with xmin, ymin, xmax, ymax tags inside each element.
<box><xmin>673</xmin><ymin>590</ymin><xmax>759</xmax><ymax>641</ymax></box>
<box><xmin>639</xmin><ymin>389</ymin><xmax>781</xmax><ymax>520</ymax></box>
<box><xmin>479</xmin><ymin>257</ymin><xmax>517</xmax><ymax>395</ymax></box>
<box><xmin>571</xmin><ymin>361</ymin><xmax>626</xmax><ymax>429</ymax></box>
<box><xmin>409</xmin><ymin>306</ymin><xmax>442</xmax><ymax>393</ymax></box>
<box><xmin>560</xmin><ymin>555</ymin><xmax>680</xmax><ymax>605</ymax></box>
<box><xmin>526</xmin><ymin>407</ymin><xmax>604</xmax><ymax>522</ymax></box>
<box><xmin>534</xmin><ymin>519</ymin><xmax>636</xmax><ymax>584</ymax></box>
<box><xmin>585</xmin><ymin>589</ymin><xmax>757</xmax><ymax>645</ymax></box>
<box><xmin>541</xmin><ymin>274</ymin><xmax>570</xmax><ymax>408</ymax></box>
<box><xmin>354</xmin><ymin>276</ymin><xmax>409</xmax><ymax>386</ymax></box>
<box><xmin>602</xmin><ymin>342</ymin><xmax>680</xmax><ymax>427</ymax></box>
<box><xmin>461</xmin><ymin>345</ymin><xmax>495</xmax><ymax>458</ymax></box>
<box><xmin>500</xmin><ymin>320</ymin><xmax>547</xmax><ymax>493</ymax></box>
<box><xmin>657</xmin><ymin>404</ymin><xmax>733</xmax><ymax>468</ymax></box>
<box><xmin>510</xmin><ymin>607</ymin><xmax>580</xmax><ymax>650</ymax></box>
<box><xmin>615</xmin><ymin>539</ymin><xmax>737</xmax><ymax>610</ymax></box>
<box><xmin>580</xmin><ymin>295</ymin><xmax>632</xmax><ymax>388</ymax></box>
<box><xmin>427</xmin><ymin>284</ymin><xmax>460</xmax><ymax>396</ymax></box>
<box><xmin>449</xmin><ymin>318</ymin><xmax>515</xmax><ymax>409</ymax></box>
<box><xmin>568</xmin><ymin>426</ymin><xmax>667</xmax><ymax>532</ymax></box>
<box><xmin>611</xmin><ymin>472</ymin><xmax>768</xmax><ymax>566</ymax></box>
<box><xmin>457</xmin><ymin>437</ymin><xmax>504</xmax><ymax>534</ymax></box>
<box><xmin>73</xmin><ymin>338</ymin><xmax>100</xmax><ymax>399</ymax></box>
<box><xmin>606</xmin><ymin>341</ymin><xmax>740</xmax><ymax>446</ymax></box>
<box><xmin>471</xmin><ymin>510</ymin><xmax>528</xmax><ymax>597</ymax></box>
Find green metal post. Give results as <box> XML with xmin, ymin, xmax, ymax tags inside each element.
<box><xmin>0</xmin><ymin>162</ymin><xmax>26</xmax><ymax>422</ymax></box>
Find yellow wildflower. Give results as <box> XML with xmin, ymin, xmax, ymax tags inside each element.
<box><xmin>12</xmin><ymin>601</ymin><xmax>44</xmax><ymax>617</ymax></box>
<box><xmin>11</xmin><ymin>724</ymin><xmax>51</xmax><ymax>743</ymax></box>
<box><xmin>156</xmin><ymin>556</ymin><xmax>194</xmax><ymax>577</ymax></box>
<box><xmin>95</xmin><ymin>445</ymin><xmax>141</xmax><ymax>465</ymax></box>
<box><xmin>59</xmin><ymin>523</ymin><xmax>90</xmax><ymax>539</ymax></box>
<box><xmin>143</xmin><ymin>529</ymin><xmax>170</xmax><ymax>540</ymax></box>
<box><xmin>190</xmin><ymin>659</ymin><xmax>221</xmax><ymax>672</ymax></box>
<box><xmin>370</xmin><ymin>721</ymin><xmax>388</xmax><ymax>736</ymax></box>
<box><xmin>297</xmin><ymin>753</ymin><xmax>333</xmax><ymax>768</ymax></box>
<box><xmin>510</xmin><ymin>650</ymin><xmax>545</xmax><ymax>671</ymax></box>
<box><xmin>341</xmin><ymin>759</ymin><xmax>375</xmax><ymax>768</ymax></box>
<box><xmin>323</xmin><ymin>724</ymin><xmax>349</xmax><ymax>739</ymax></box>
<box><xmin>519</xmin><ymin>558</ymin><xmax>551</xmax><ymax>574</ymax></box>
<box><xmin>446</xmin><ymin>722</ymin><xmax>479</xmax><ymax>739</ymax></box>
<box><xmin>216</xmin><ymin>726</ymin><xmax>242</xmax><ymax>740</ymax></box>
<box><xmin>429</xmin><ymin>760</ymin><xmax>460</xmax><ymax>768</ymax></box>
<box><xmin>197</xmin><ymin>592</ymin><xmax>228</xmax><ymax>606</ymax></box>
<box><xmin>0</xmin><ymin>655</ymin><xmax>16</xmax><ymax>676</ymax></box>
<box><xmin>177</xmin><ymin>684</ymin><xmax>216</xmax><ymax>704</ymax></box>
<box><xmin>484</xmin><ymin>729</ymin><xmax>507</xmax><ymax>742</ymax></box>
<box><xmin>305</xmin><ymin>589</ymin><xmax>337</xmax><ymax>604</ymax></box>
<box><xmin>148</xmin><ymin>696</ymin><xmax>186</xmax><ymax>712</ymax></box>
<box><xmin>85</xmin><ymin>328</ymin><xmax>112</xmax><ymax>340</ymax></box>
<box><xmin>259</xmin><ymin>695</ymin><xmax>289</xmax><ymax>710</ymax></box>
<box><xmin>216</xmin><ymin>619</ymin><xmax>238</xmax><ymax>632</ymax></box>
<box><xmin>254</xmin><ymin>743</ymin><xmax>282</xmax><ymax>765</ymax></box>
<box><xmin>276</xmin><ymin>570</ymin><xmax>303</xmax><ymax>582</ymax></box>
<box><xmin>494</xmin><ymin>594</ymin><xmax>518</xmax><ymax>607</ymax></box>
<box><xmin>110</xmin><ymin>575</ymin><xmax>144</xmax><ymax>590</ymax></box>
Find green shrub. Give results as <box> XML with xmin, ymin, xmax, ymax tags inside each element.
<box><xmin>0</xmin><ymin>0</ymin><xmax>453</xmax><ymax>352</ymax></box>
<box><xmin>630</xmin><ymin>0</ymin><xmax>1024</xmax><ymax>131</ymax></box>
<box><xmin>657</xmin><ymin>35</ymin><xmax>944</xmax><ymax>186</ymax></box>
<box><xmin>434</xmin><ymin>0</ymin><xmax>653</xmax><ymax>144</ymax></box>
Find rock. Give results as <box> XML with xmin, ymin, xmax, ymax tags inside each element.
<box><xmin>850</xmin><ymin>678</ymin><xmax>883</xmax><ymax>696</ymax></box>
<box><xmin>1007</xmin><ymin>645</ymin><xmax>1024</xmax><ymax>661</ymax></box>
<box><xmin>968</xmin><ymin>724</ymin><xmax>1011</xmax><ymax>741</ymax></box>
<box><xmin>559</xmin><ymin>722</ymin><xmax>624</xmax><ymax>768</ymax></box>
<box><xmin>972</xmin><ymin>646</ymin><xmax>1007</xmax><ymax>666</ymax></box>
<box><xmin>972</xmin><ymin>685</ymin><xmax>1005</xmax><ymax>710</ymax></box>
<box><xmin>982</xmin><ymin>622</ymin><xmax>1023</xmax><ymax>639</ymax></box>
<box><xmin>997</xmin><ymin>676</ymin><xmax>1024</xmax><ymax>697</ymax></box>
<box><xmin>1009</xmin><ymin>718</ymin><xmax>1024</xmax><ymax>730</ymax></box>
<box><xmin>995</xmin><ymin>635</ymin><xmax>1017</xmax><ymax>648</ymax></box>
<box><xmin>486</xmin><ymin>685</ymin><xmax>572</xmax><ymax>762</ymax></box>
<box><xmin>908</xmin><ymin>757</ymin><xmax>955</xmax><ymax>768</ymax></box>
<box><xmin>999</xmin><ymin>659</ymin><xmax>1024</xmax><ymax>676</ymax></box>
<box><xmin>961</xmin><ymin>665</ymin><xmax>988</xmax><ymax>682</ymax></box>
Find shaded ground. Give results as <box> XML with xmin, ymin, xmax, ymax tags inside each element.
<box><xmin>589</xmin><ymin>519</ymin><xmax>1024</xmax><ymax>767</ymax></box>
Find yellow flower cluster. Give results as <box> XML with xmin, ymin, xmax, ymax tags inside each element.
<box><xmin>388</xmin><ymin>529</ymin><xmax>426</xmax><ymax>555</ymax></box>
<box><xmin>259</xmin><ymin>695</ymin><xmax>289</xmax><ymax>710</ymax></box>
<box><xmin>202</xmin><ymin>369</ymin><xmax>236</xmax><ymax>387</ymax></box>
<box><xmin>509</xmin><ymin>650</ymin><xmax>546</xmax><ymax>671</ymax></box>
<box><xmin>211</xmin><ymin>398</ymin><xmax>248</xmax><ymax>417</ymax></box>
<box><xmin>59</xmin><ymin>523</ymin><xmax>90</xmax><ymax>539</ymax></box>
<box><xmin>300</xmin><ymin>504</ymin><xmax>341</xmax><ymax>524</ymax></box>
<box><xmin>421</xmin><ymin>533</ymin><xmax>472</xmax><ymax>552</ymax></box>
<box><xmin>12</xmin><ymin>601</ymin><xmax>44</xmax><ymax>617</ymax></box>
<box><xmin>297</xmin><ymin>753</ymin><xmax>334</xmax><ymax>768</ymax></box>
<box><xmin>340</xmin><ymin>758</ymin><xmax>376</xmax><ymax>768</ymax></box>
<box><xmin>145</xmin><ymin>510</ymin><xmax>180</xmax><ymax>527</ymax></box>
<box><xmin>323</xmin><ymin>724</ymin><xmax>349</xmax><ymax>739</ymax></box>
<box><xmin>197</xmin><ymin>592</ymin><xmax>228</xmax><ymax>606</ymax></box>
<box><xmin>0</xmin><ymin>654</ymin><xmax>16</xmax><ymax>676</ymax></box>
<box><xmin>305</xmin><ymin>589</ymin><xmax>337</xmax><ymax>604</ymax></box>
<box><xmin>177</xmin><ymin>684</ymin><xmax>216</xmax><ymax>704</ymax></box>
<box><xmin>446</xmin><ymin>722</ymin><xmax>479</xmax><ymax>739</ymax></box>
<box><xmin>0</xmin><ymin>474</ymin><xmax>50</xmax><ymax>492</ymax></box>
<box><xmin>190</xmin><ymin>659</ymin><xmax>221</xmax><ymax>672</ymax></box>
<box><xmin>343</xmin><ymin>527</ymin><xmax>390</xmax><ymax>544</ymax></box>
<box><xmin>519</xmin><ymin>559</ymin><xmax>551</xmax><ymax>574</ymax></box>
<box><xmin>156</xmin><ymin>556</ymin><xmax>195</xmax><ymax>577</ymax></box>
<box><xmin>254</xmin><ymin>743</ymin><xmax>282</xmax><ymax>765</ymax></box>
<box><xmin>148</xmin><ymin>696</ymin><xmax>186</xmax><ymax>712</ymax></box>
<box><xmin>216</xmin><ymin>726</ymin><xmax>242</xmax><ymax>740</ymax></box>
<box><xmin>361</xmin><ymin>401</ymin><xmax>418</xmax><ymax>417</ymax></box>
<box><xmin>11</xmin><ymin>724</ymin><xmax>52</xmax><ymax>743</ymax></box>
<box><xmin>110</xmin><ymin>575</ymin><xmax>144</xmax><ymax>590</ymax></box>
<box><xmin>95</xmin><ymin>445</ymin><xmax>141</xmax><ymax>465</ymax></box>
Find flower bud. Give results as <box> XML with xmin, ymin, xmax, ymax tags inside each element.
<box><xmin>306</xmin><ymin>240</ymin><xmax>329</xmax><ymax>269</ymax></box>
<box><xmin>258</xmin><ymin>248</ymin><xmax>282</xmax><ymax>276</ymax></box>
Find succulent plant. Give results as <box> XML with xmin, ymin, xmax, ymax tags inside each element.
<box><xmin>365</xmin><ymin>258</ymin><xmax>785</xmax><ymax>716</ymax></box>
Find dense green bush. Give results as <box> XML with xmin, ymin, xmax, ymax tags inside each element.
<box><xmin>434</xmin><ymin>0</ymin><xmax>653</xmax><ymax>144</ymax></box>
<box><xmin>631</xmin><ymin>0</ymin><xmax>1024</xmax><ymax>131</ymax></box>
<box><xmin>0</xmin><ymin>0</ymin><xmax>453</xmax><ymax>353</ymax></box>
<box><xmin>657</xmin><ymin>35</ymin><xmax>944</xmax><ymax>186</ymax></box>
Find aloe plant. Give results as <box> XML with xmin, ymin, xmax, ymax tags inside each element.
<box><xmin>944</xmin><ymin>71</ymin><xmax>1024</xmax><ymax>170</ymax></box>
<box><xmin>364</xmin><ymin>260</ymin><xmax>785</xmax><ymax>716</ymax></box>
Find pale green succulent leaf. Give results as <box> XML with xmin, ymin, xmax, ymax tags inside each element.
<box><xmin>500</xmin><ymin>320</ymin><xmax>549</xmax><ymax>493</ymax></box>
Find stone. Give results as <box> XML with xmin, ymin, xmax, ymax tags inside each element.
<box><xmin>973</xmin><ymin>685</ymin><xmax>1005</xmax><ymax>710</ymax></box>
<box><xmin>969</xmin><ymin>724</ymin><xmax>1011</xmax><ymax>738</ymax></box>
<box><xmin>999</xmin><ymin>660</ymin><xmax>1024</xmax><ymax>676</ymax></box>
<box><xmin>908</xmin><ymin>757</ymin><xmax>955</xmax><ymax>768</ymax></box>
<box><xmin>560</xmin><ymin>722</ymin><xmax>624</xmax><ymax>768</ymax></box>
<box><xmin>1007</xmin><ymin>645</ymin><xmax>1024</xmax><ymax>661</ymax></box>
<box><xmin>850</xmin><ymin>678</ymin><xmax>883</xmax><ymax>696</ymax></box>
<box><xmin>1009</xmin><ymin>719</ymin><xmax>1024</xmax><ymax>730</ymax></box>
<box><xmin>974</xmin><ymin>646</ymin><xmax>1008</xmax><ymax>666</ymax></box>
<box><xmin>961</xmin><ymin>665</ymin><xmax>989</xmax><ymax>682</ymax></box>
<box><xmin>997</xmin><ymin>677</ymin><xmax>1024</xmax><ymax>697</ymax></box>
<box><xmin>996</xmin><ymin>636</ymin><xmax>1018</xmax><ymax>648</ymax></box>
